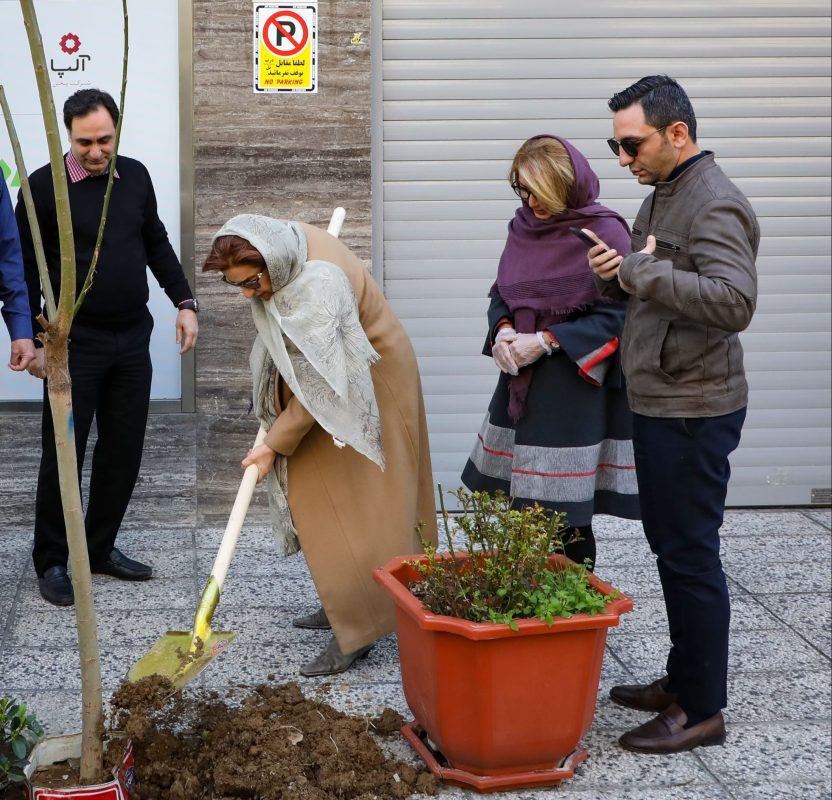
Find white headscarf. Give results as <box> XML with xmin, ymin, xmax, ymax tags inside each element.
<box><xmin>212</xmin><ymin>215</ymin><xmax>384</xmax><ymax>554</ymax></box>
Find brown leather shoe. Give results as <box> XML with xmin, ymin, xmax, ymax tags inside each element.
<box><xmin>619</xmin><ymin>704</ymin><xmax>726</xmax><ymax>754</ymax></box>
<box><xmin>610</xmin><ymin>675</ymin><xmax>677</xmax><ymax>712</ymax></box>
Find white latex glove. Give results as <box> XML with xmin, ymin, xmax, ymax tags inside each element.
<box><xmin>492</xmin><ymin>326</ymin><xmax>518</xmax><ymax>375</ymax></box>
<box><xmin>509</xmin><ymin>333</ymin><xmax>547</xmax><ymax>369</ymax></box>
<box><xmin>494</xmin><ymin>326</ymin><xmax>516</xmax><ymax>344</ymax></box>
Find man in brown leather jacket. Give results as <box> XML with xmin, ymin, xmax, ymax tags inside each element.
<box><xmin>587</xmin><ymin>75</ymin><xmax>759</xmax><ymax>755</ymax></box>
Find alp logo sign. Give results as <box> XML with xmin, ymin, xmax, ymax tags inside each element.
<box><xmin>49</xmin><ymin>29</ymin><xmax>93</xmax><ymax>83</ymax></box>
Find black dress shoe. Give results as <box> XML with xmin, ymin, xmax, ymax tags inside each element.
<box><xmin>91</xmin><ymin>548</ymin><xmax>152</xmax><ymax>581</ymax></box>
<box><xmin>619</xmin><ymin>704</ymin><xmax>726</xmax><ymax>754</ymax></box>
<box><xmin>38</xmin><ymin>566</ymin><xmax>74</xmax><ymax>606</ymax></box>
<box><xmin>292</xmin><ymin>607</ymin><xmax>331</xmax><ymax>630</ymax></box>
<box><xmin>610</xmin><ymin>675</ymin><xmax>678</xmax><ymax>712</ymax></box>
<box><xmin>299</xmin><ymin>636</ymin><xmax>374</xmax><ymax>677</ymax></box>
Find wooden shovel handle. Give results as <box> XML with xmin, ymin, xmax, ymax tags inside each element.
<box><xmin>210</xmin><ymin>425</ymin><xmax>267</xmax><ymax>589</ymax></box>
<box><xmin>327</xmin><ymin>206</ymin><xmax>346</xmax><ymax>238</ymax></box>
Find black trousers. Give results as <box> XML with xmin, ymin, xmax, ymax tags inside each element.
<box><xmin>632</xmin><ymin>408</ymin><xmax>746</xmax><ymax>715</ymax></box>
<box><xmin>32</xmin><ymin>313</ymin><xmax>153</xmax><ymax>576</ymax></box>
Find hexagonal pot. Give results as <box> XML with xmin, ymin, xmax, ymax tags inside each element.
<box><xmin>373</xmin><ymin>553</ymin><xmax>633</xmax><ymax>792</ymax></box>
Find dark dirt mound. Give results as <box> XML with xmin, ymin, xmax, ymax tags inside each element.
<box><xmin>108</xmin><ymin>676</ymin><xmax>438</xmax><ymax>800</ymax></box>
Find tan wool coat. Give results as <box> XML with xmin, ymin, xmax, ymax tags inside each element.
<box><xmin>263</xmin><ymin>223</ymin><xmax>438</xmax><ymax>653</ymax></box>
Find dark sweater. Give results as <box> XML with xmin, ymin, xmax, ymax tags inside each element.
<box><xmin>17</xmin><ymin>155</ymin><xmax>192</xmax><ymax>333</ymax></box>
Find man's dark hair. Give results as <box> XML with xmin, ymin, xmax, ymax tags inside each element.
<box><xmin>63</xmin><ymin>89</ymin><xmax>119</xmax><ymax>130</ymax></box>
<box><xmin>608</xmin><ymin>75</ymin><xmax>697</xmax><ymax>142</ymax></box>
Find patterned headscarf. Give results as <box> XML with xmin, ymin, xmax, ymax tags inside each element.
<box><xmin>212</xmin><ymin>215</ymin><xmax>385</xmax><ymax>553</ymax></box>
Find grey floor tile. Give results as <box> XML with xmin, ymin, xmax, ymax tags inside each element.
<box><xmin>111</xmin><ymin>525</ymin><xmax>195</xmax><ymax>551</ymax></box>
<box><xmin>607</xmin><ymin>629</ymin><xmax>828</xmax><ymax>679</ymax></box>
<box><xmin>193</xmin><ymin>523</ymin><xmax>281</xmax><ymax>550</ymax></box>
<box><xmin>721</xmin><ymin>628</ymin><xmax>829</xmax><ymax>674</ymax></box>
<box><xmin>797</xmin><ymin>626</ymin><xmax>832</xmax><ymax>657</ymax></box>
<box><xmin>1</xmin><ymin>495</ymin><xmax>828</xmax><ymax>800</ymax></box>
<box><xmin>594</xmin><ymin>537</ymin><xmax>654</xmax><ymax>570</ymax></box>
<box><xmin>608</xmin><ymin>596</ymin><xmax>784</xmax><ymax>636</ymax></box>
<box><xmin>211</xmin><ymin>573</ymin><xmax>317</xmax><ymax>610</ymax></box>
<box><xmin>114</xmin><ymin>547</ymin><xmax>197</xmax><ymax>580</ymax></box>
<box><xmin>561</xmin><ymin>726</ymin><xmax>713</xmax><ymax>789</ymax></box>
<box><xmin>724</xmin><ymin>669</ymin><xmax>831</xmax><ymax>724</ymax></box>
<box><xmin>310</xmin><ymin>680</ymin><xmax>409</xmax><ymax>720</ymax></box>
<box><xmin>591</xmin><ymin>515</ymin><xmax>647</xmax><ymax>540</ymax></box>
<box><xmin>0</xmin><ymin>551</ymin><xmax>27</xmax><ymax>577</ymax></box>
<box><xmin>15</xmin><ymin>577</ymin><xmax>198</xmax><ymax>613</ymax></box>
<box><xmin>559</xmin><ymin>789</ymin><xmax>730</xmax><ymax>800</ymax></box>
<box><xmin>0</xmin><ymin>528</ymin><xmax>32</xmax><ymax>547</ymax></box>
<box><xmin>803</xmin><ymin>509</ymin><xmax>831</xmax><ymax>530</ymax></box>
<box><xmin>721</xmin><ymin>533</ymin><xmax>831</xmax><ymax>565</ymax></box>
<box><xmin>16</xmin><ymin>691</ymin><xmax>83</xmax><ymax>738</ymax></box>
<box><xmin>195</xmin><ymin>546</ymin><xmax>287</xmax><ymax>579</ymax></box>
<box><xmin>754</xmin><ymin>592</ymin><xmax>832</xmax><ymax>629</ymax></box>
<box><xmin>0</xmin><ymin>581</ymin><xmax>17</xmax><ymax>609</ymax></box>
<box><xmin>725</xmin><ymin>781</ymin><xmax>832</xmax><ymax>800</ymax></box>
<box><xmin>696</xmin><ymin>721</ymin><xmax>831</xmax><ymax>784</ymax></box>
<box><xmin>0</xmin><ymin>646</ymin><xmax>139</xmax><ymax>693</ymax></box>
<box><xmin>719</xmin><ymin>512</ymin><xmax>828</xmax><ymax>537</ymax></box>
<box><xmin>591</xmin><ymin>565</ymin><xmax>664</xmax><ymax>599</ymax></box>
<box><xmin>727</xmin><ymin>560</ymin><xmax>832</xmax><ymax>594</ymax></box>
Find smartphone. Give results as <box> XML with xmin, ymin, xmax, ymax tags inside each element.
<box><xmin>569</xmin><ymin>226</ymin><xmax>608</xmax><ymax>251</ymax></box>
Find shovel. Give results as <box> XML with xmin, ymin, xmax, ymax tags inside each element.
<box><xmin>129</xmin><ymin>207</ymin><xmax>347</xmax><ymax>689</ymax></box>
<box><xmin>128</xmin><ymin>425</ymin><xmax>267</xmax><ymax>688</ymax></box>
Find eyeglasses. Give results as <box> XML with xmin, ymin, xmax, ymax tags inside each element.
<box><xmin>221</xmin><ymin>271</ymin><xmax>264</xmax><ymax>289</ymax></box>
<box><xmin>510</xmin><ymin>180</ymin><xmax>534</xmax><ymax>202</ymax></box>
<box><xmin>606</xmin><ymin>126</ymin><xmax>667</xmax><ymax>158</ymax></box>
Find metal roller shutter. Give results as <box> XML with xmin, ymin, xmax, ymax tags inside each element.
<box><xmin>375</xmin><ymin>0</ymin><xmax>832</xmax><ymax>507</ymax></box>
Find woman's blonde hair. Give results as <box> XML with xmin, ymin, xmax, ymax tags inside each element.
<box><xmin>509</xmin><ymin>137</ymin><xmax>575</xmax><ymax>215</ymax></box>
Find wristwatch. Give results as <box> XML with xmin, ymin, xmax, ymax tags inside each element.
<box><xmin>178</xmin><ymin>299</ymin><xmax>199</xmax><ymax>313</ymax></box>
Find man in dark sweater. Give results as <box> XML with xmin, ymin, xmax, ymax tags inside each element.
<box><xmin>17</xmin><ymin>88</ymin><xmax>199</xmax><ymax>606</ymax></box>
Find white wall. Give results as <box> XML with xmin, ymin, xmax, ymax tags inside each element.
<box><xmin>0</xmin><ymin>0</ymin><xmax>183</xmax><ymax>401</ymax></box>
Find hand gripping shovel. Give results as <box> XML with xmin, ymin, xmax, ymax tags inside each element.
<box><xmin>129</xmin><ymin>207</ymin><xmax>347</xmax><ymax>689</ymax></box>
<box><xmin>128</xmin><ymin>425</ymin><xmax>267</xmax><ymax>689</ymax></box>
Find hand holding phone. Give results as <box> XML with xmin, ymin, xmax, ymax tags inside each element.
<box><xmin>569</xmin><ymin>227</ymin><xmax>608</xmax><ymax>251</ymax></box>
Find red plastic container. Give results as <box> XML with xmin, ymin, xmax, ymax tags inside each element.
<box><xmin>373</xmin><ymin>554</ymin><xmax>633</xmax><ymax>792</ymax></box>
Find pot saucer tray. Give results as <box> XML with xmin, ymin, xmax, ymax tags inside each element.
<box><xmin>402</xmin><ymin>721</ymin><xmax>588</xmax><ymax>793</ymax></box>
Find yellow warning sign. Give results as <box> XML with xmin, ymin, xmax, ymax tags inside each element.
<box><xmin>254</xmin><ymin>2</ymin><xmax>317</xmax><ymax>93</ymax></box>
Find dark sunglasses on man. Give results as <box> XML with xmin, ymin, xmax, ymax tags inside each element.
<box><xmin>607</xmin><ymin>126</ymin><xmax>668</xmax><ymax>158</ymax></box>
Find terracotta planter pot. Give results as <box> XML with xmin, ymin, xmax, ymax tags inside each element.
<box><xmin>373</xmin><ymin>553</ymin><xmax>633</xmax><ymax>792</ymax></box>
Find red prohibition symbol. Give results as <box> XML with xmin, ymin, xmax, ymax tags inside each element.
<box><xmin>262</xmin><ymin>10</ymin><xmax>309</xmax><ymax>57</ymax></box>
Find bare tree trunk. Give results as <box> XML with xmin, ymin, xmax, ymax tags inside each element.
<box><xmin>16</xmin><ymin>0</ymin><xmax>104</xmax><ymax>783</ymax></box>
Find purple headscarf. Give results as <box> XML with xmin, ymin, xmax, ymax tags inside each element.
<box><xmin>494</xmin><ymin>135</ymin><xmax>631</xmax><ymax>419</ymax></box>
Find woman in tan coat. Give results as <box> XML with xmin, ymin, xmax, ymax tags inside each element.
<box><xmin>203</xmin><ymin>215</ymin><xmax>437</xmax><ymax>676</ymax></box>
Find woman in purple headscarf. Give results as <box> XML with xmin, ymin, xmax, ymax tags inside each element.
<box><xmin>461</xmin><ymin>135</ymin><xmax>640</xmax><ymax>567</ymax></box>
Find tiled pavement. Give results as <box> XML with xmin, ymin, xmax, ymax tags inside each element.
<box><xmin>1</xmin><ymin>414</ymin><xmax>830</xmax><ymax>799</ymax></box>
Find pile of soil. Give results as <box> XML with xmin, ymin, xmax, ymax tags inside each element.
<box><xmin>13</xmin><ymin>678</ymin><xmax>437</xmax><ymax>799</ymax></box>
<box><xmin>106</xmin><ymin>675</ymin><xmax>439</xmax><ymax>799</ymax></box>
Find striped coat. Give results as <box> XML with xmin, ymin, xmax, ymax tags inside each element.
<box><xmin>461</xmin><ymin>293</ymin><xmax>640</xmax><ymax>527</ymax></box>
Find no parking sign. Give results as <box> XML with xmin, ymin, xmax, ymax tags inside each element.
<box><xmin>254</xmin><ymin>2</ymin><xmax>317</xmax><ymax>93</ymax></box>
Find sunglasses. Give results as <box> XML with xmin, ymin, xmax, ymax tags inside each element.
<box><xmin>510</xmin><ymin>180</ymin><xmax>534</xmax><ymax>202</ymax></box>
<box><xmin>606</xmin><ymin>126</ymin><xmax>667</xmax><ymax>158</ymax></box>
<box><xmin>221</xmin><ymin>270</ymin><xmax>264</xmax><ymax>289</ymax></box>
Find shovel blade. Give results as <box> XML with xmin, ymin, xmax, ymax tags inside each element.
<box><xmin>128</xmin><ymin>630</ymin><xmax>236</xmax><ymax>690</ymax></box>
